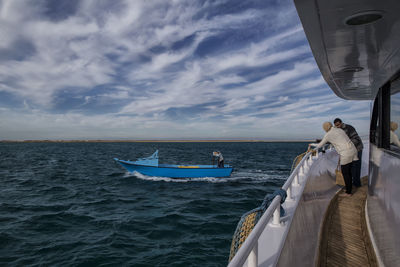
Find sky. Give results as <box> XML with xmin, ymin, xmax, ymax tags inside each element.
<box><xmin>0</xmin><ymin>0</ymin><xmax>372</xmax><ymax>140</ymax></box>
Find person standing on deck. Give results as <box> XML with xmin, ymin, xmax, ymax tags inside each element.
<box><xmin>312</xmin><ymin>122</ymin><xmax>358</xmax><ymax>196</ymax></box>
<box><xmin>333</xmin><ymin>118</ymin><xmax>363</xmax><ymax>187</ymax></box>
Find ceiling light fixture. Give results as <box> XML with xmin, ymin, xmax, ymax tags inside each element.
<box><xmin>345</xmin><ymin>11</ymin><xmax>383</xmax><ymax>26</ymax></box>
<box><xmin>341</xmin><ymin>67</ymin><xmax>364</xmax><ymax>73</ymax></box>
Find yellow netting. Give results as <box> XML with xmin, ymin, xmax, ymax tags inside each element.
<box><xmin>290</xmin><ymin>152</ymin><xmax>306</xmax><ymax>173</ymax></box>
<box><xmin>290</xmin><ymin>148</ymin><xmax>315</xmax><ymax>173</ymax></box>
<box><xmin>229</xmin><ymin>208</ymin><xmax>262</xmax><ymax>262</ymax></box>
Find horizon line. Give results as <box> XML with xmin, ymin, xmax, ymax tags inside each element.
<box><xmin>0</xmin><ymin>139</ymin><xmax>315</xmax><ymax>143</ymax></box>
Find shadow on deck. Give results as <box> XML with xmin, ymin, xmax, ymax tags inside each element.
<box><xmin>318</xmin><ymin>177</ymin><xmax>378</xmax><ymax>267</ymax></box>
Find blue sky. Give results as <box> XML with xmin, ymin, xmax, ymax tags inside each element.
<box><xmin>0</xmin><ymin>0</ymin><xmax>371</xmax><ymax>140</ymax></box>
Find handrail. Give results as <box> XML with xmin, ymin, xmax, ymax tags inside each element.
<box><xmin>228</xmin><ymin>150</ymin><xmax>314</xmax><ymax>267</ymax></box>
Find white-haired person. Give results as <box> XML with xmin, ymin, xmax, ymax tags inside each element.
<box><xmin>310</xmin><ymin>122</ymin><xmax>358</xmax><ymax>196</ymax></box>
<box><xmin>390</xmin><ymin>121</ymin><xmax>400</xmax><ymax>147</ymax></box>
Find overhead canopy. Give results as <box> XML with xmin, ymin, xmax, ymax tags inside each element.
<box><xmin>294</xmin><ymin>0</ymin><xmax>400</xmax><ymax>100</ymax></box>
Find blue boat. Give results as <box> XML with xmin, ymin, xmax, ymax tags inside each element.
<box><xmin>114</xmin><ymin>150</ymin><xmax>233</xmax><ymax>178</ymax></box>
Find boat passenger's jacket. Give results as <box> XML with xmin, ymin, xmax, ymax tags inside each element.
<box><xmin>316</xmin><ymin>127</ymin><xmax>358</xmax><ymax>165</ymax></box>
<box><xmin>341</xmin><ymin>123</ymin><xmax>363</xmax><ymax>152</ymax></box>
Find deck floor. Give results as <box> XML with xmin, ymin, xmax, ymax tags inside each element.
<box><xmin>319</xmin><ymin>178</ymin><xmax>377</xmax><ymax>267</ymax></box>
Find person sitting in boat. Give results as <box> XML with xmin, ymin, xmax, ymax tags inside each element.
<box><xmin>213</xmin><ymin>151</ymin><xmax>224</xmax><ymax>168</ymax></box>
<box><xmin>310</xmin><ymin>122</ymin><xmax>358</xmax><ymax>196</ymax></box>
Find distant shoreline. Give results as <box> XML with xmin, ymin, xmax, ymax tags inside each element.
<box><xmin>0</xmin><ymin>139</ymin><xmax>314</xmax><ymax>143</ymax></box>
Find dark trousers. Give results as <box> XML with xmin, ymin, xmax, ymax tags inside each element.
<box><xmin>218</xmin><ymin>160</ymin><xmax>224</xmax><ymax>168</ymax></box>
<box><xmin>352</xmin><ymin>150</ymin><xmax>362</xmax><ymax>187</ymax></box>
<box><xmin>341</xmin><ymin>162</ymin><xmax>353</xmax><ymax>194</ymax></box>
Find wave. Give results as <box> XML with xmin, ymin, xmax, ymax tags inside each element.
<box><xmin>122</xmin><ymin>171</ymin><xmax>286</xmax><ymax>183</ymax></box>
<box><xmin>124</xmin><ymin>171</ymin><xmax>228</xmax><ymax>183</ymax></box>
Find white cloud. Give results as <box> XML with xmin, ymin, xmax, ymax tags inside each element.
<box><xmin>0</xmin><ymin>0</ymin><xmax>372</xmax><ymax>140</ymax></box>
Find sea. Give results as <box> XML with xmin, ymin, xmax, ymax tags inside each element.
<box><xmin>0</xmin><ymin>142</ymin><xmax>308</xmax><ymax>266</ymax></box>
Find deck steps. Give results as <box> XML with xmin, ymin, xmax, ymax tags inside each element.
<box><xmin>318</xmin><ymin>178</ymin><xmax>378</xmax><ymax>267</ymax></box>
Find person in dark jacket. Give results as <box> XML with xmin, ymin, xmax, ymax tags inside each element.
<box><xmin>334</xmin><ymin>118</ymin><xmax>363</xmax><ymax>187</ymax></box>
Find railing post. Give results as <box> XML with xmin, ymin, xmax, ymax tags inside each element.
<box><xmin>303</xmin><ymin>163</ymin><xmax>308</xmax><ymax>174</ymax></box>
<box><xmin>248</xmin><ymin>242</ymin><xmax>258</xmax><ymax>267</ymax></box>
<box><xmin>272</xmin><ymin>205</ymin><xmax>281</xmax><ymax>226</ymax></box>
<box><xmin>293</xmin><ymin>173</ymin><xmax>300</xmax><ymax>186</ymax></box>
<box><xmin>286</xmin><ymin>185</ymin><xmax>293</xmax><ymax>201</ymax></box>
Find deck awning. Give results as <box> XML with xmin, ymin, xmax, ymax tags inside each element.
<box><xmin>294</xmin><ymin>0</ymin><xmax>400</xmax><ymax>100</ymax></box>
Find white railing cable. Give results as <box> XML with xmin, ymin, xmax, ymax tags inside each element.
<box><xmin>228</xmin><ymin>150</ymin><xmax>313</xmax><ymax>267</ymax></box>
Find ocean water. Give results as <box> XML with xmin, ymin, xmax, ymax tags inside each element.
<box><xmin>0</xmin><ymin>142</ymin><xmax>307</xmax><ymax>266</ymax></box>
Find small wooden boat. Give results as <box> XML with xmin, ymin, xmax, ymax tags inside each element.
<box><xmin>114</xmin><ymin>150</ymin><xmax>233</xmax><ymax>178</ymax></box>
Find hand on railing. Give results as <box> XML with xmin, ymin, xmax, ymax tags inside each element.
<box><xmin>308</xmin><ymin>143</ymin><xmax>330</xmax><ymax>154</ymax></box>
<box><xmin>308</xmin><ymin>143</ymin><xmax>318</xmax><ymax>149</ymax></box>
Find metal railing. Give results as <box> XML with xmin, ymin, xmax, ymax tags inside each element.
<box><xmin>228</xmin><ymin>149</ymin><xmax>318</xmax><ymax>267</ymax></box>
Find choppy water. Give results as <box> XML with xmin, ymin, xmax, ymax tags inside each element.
<box><xmin>0</xmin><ymin>142</ymin><xmax>307</xmax><ymax>266</ymax></box>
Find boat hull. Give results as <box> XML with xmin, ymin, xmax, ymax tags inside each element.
<box><xmin>114</xmin><ymin>159</ymin><xmax>233</xmax><ymax>178</ymax></box>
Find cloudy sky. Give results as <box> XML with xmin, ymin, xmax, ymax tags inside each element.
<box><xmin>0</xmin><ymin>0</ymin><xmax>371</xmax><ymax>140</ymax></box>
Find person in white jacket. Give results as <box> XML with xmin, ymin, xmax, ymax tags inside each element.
<box><xmin>390</xmin><ymin>121</ymin><xmax>400</xmax><ymax>147</ymax></box>
<box><xmin>313</xmin><ymin>122</ymin><xmax>358</xmax><ymax>195</ymax></box>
